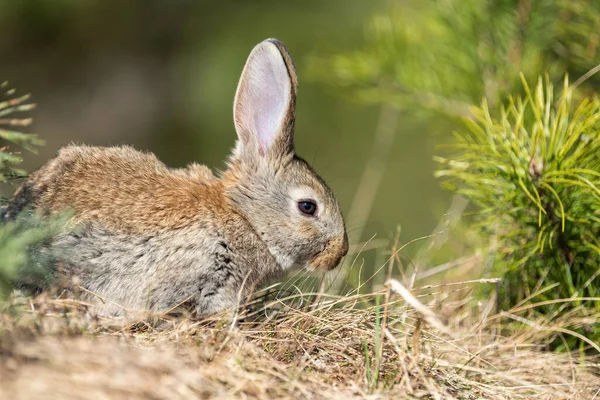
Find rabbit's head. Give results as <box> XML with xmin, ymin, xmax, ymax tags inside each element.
<box><xmin>223</xmin><ymin>39</ymin><xmax>348</xmax><ymax>272</ymax></box>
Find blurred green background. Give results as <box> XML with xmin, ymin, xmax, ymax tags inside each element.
<box><xmin>0</xmin><ymin>0</ymin><xmax>449</xmax><ymax>253</ymax></box>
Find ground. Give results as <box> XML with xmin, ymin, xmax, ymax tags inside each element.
<box><xmin>1</xmin><ymin>283</ymin><xmax>599</xmax><ymax>400</ymax></box>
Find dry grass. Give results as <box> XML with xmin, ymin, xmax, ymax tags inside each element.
<box><xmin>1</xmin><ymin>277</ymin><xmax>599</xmax><ymax>400</ymax></box>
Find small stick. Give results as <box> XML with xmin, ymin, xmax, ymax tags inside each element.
<box><xmin>386</xmin><ymin>278</ymin><xmax>454</xmax><ymax>338</ymax></box>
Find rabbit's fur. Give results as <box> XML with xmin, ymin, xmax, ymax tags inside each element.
<box><xmin>2</xmin><ymin>39</ymin><xmax>348</xmax><ymax>316</ymax></box>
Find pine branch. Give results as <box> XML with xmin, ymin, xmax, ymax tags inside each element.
<box><xmin>0</xmin><ymin>82</ymin><xmax>44</xmax><ymax>183</ymax></box>
<box><xmin>435</xmin><ymin>76</ymin><xmax>600</xmax><ymax>348</ymax></box>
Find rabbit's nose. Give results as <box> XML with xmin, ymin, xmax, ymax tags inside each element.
<box><xmin>309</xmin><ymin>234</ymin><xmax>348</xmax><ymax>271</ymax></box>
<box><xmin>341</xmin><ymin>231</ymin><xmax>349</xmax><ymax>257</ymax></box>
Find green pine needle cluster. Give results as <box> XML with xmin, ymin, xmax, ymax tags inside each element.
<box><xmin>435</xmin><ymin>76</ymin><xmax>600</xmax><ymax>347</ymax></box>
<box><xmin>0</xmin><ymin>213</ymin><xmax>66</xmax><ymax>299</ymax></box>
<box><xmin>0</xmin><ymin>82</ymin><xmax>57</xmax><ymax>300</ymax></box>
<box><xmin>0</xmin><ymin>81</ymin><xmax>44</xmax><ymax>182</ymax></box>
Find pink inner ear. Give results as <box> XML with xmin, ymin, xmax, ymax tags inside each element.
<box><xmin>236</xmin><ymin>42</ymin><xmax>291</xmax><ymax>155</ymax></box>
<box><xmin>254</xmin><ymin>69</ymin><xmax>288</xmax><ymax>154</ymax></box>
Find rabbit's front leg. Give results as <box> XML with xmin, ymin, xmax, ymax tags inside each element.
<box><xmin>184</xmin><ymin>239</ymin><xmax>246</xmax><ymax>316</ymax></box>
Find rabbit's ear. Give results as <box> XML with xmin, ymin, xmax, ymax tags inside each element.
<box><xmin>233</xmin><ymin>39</ymin><xmax>298</xmax><ymax>160</ymax></box>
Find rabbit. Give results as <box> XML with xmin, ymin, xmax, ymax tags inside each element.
<box><xmin>2</xmin><ymin>38</ymin><xmax>349</xmax><ymax>316</ymax></box>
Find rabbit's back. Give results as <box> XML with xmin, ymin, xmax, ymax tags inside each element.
<box><xmin>12</xmin><ymin>145</ymin><xmax>219</xmax><ymax>233</ymax></box>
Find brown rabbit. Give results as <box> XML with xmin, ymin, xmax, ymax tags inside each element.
<box><xmin>3</xmin><ymin>39</ymin><xmax>348</xmax><ymax>316</ymax></box>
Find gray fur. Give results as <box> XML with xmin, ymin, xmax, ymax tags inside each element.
<box><xmin>55</xmin><ymin>217</ymin><xmax>279</xmax><ymax>316</ymax></box>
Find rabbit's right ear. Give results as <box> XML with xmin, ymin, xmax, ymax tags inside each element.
<box><xmin>233</xmin><ymin>39</ymin><xmax>298</xmax><ymax>161</ymax></box>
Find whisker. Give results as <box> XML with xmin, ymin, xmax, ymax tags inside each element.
<box><xmin>276</xmin><ymin>268</ymin><xmax>306</xmax><ymax>299</ymax></box>
<box><xmin>281</xmin><ymin>268</ymin><xmax>311</xmax><ymax>300</ymax></box>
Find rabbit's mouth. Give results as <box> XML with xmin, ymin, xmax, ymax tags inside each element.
<box><xmin>308</xmin><ymin>234</ymin><xmax>349</xmax><ymax>271</ymax></box>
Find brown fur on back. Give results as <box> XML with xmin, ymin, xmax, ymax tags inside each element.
<box><xmin>25</xmin><ymin>145</ymin><xmax>224</xmax><ymax>233</ymax></box>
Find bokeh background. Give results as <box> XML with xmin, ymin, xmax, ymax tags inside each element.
<box><xmin>0</xmin><ymin>0</ymin><xmax>448</xmax><ymax>257</ymax></box>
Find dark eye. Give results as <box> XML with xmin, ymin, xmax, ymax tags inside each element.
<box><xmin>297</xmin><ymin>200</ymin><xmax>317</xmax><ymax>216</ymax></box>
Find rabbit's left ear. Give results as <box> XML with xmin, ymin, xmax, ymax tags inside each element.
<box><xmin>233</xmin><ymin>39</ymin><xmax>298</xmax><ymax>160</ymax></box>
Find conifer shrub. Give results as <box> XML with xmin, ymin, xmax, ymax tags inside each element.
<box><xmin>0</xmin><ymin>82</ymin><xmax>60</xmax><ymax>299</ymax></box>
<box><xmin>435</xmin><ymin>76</ymin><xmax>600</xmax><ymax>348</ymax></box>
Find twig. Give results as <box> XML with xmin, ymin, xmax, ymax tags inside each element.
<box><xmin>572</xmin><ymin>63</ymin><xmax>600</xmax><ymax>90</ymax></box>
<box><xmin>386</xmin><ymin>278</ymin><xmax>454</xmax><ymax>338</ymax></box>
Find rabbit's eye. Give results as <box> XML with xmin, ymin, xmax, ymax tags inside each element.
<box><xmin>297</xmin><ymin>200</ymin><xmax>317</xmax><ymax>216</ymax></box>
